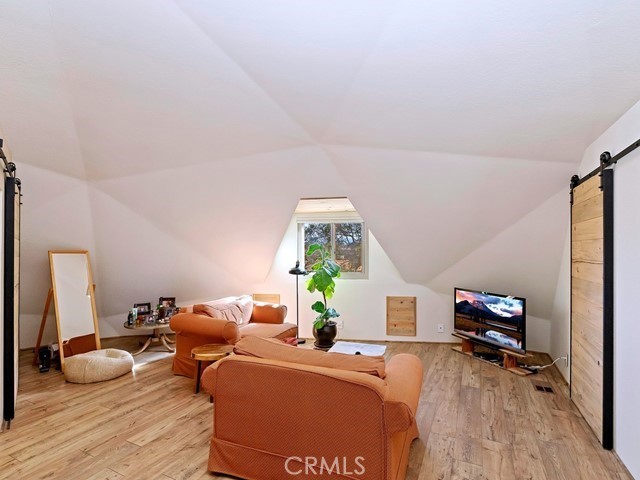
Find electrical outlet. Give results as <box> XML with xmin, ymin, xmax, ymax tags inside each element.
<box><xmin>437</xmin><ymin>324</ymin><xmax>445</xmax><ymax>333</ymax></box>
<box><xmin>563</xmin><ymin>354</ymin><xmax>569</xmax><ymax>367</ymax></box>
<box><xmin>336</xmin><ymin>320</ymin><xmax>344</xmax><ymax>329</ymax></box>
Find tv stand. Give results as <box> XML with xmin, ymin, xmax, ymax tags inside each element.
<box><xmin>451</xmin><ymin>333</ymin><xmax>534</xmax><ymax>376</ymax></box>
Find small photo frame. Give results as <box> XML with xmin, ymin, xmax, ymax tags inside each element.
<box><xmin>159</xmin><ymin>297</ymin><xmax>176</xmax><ymax>308</ymax></box>
<box><xmin>159</xmin><ymin>306</ymin><xmax>176</xmax><ymax>321</ymax></box>
<box><xmin>134</xmin><ymin>302</ymin><xmax>151</xmax><ymax>314</ymax></box>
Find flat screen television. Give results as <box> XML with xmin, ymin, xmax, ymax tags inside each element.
<box><xmin>454</xmin><ymin>287</ymin><xmax>526</xmax><ymax>353</ymax></box>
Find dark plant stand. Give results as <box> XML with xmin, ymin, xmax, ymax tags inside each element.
<box><xmin>313</xmin><ymin>321</ymin><xmax>338</xmax><ymax>351</ymax></box>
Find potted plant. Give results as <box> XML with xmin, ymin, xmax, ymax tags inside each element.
<box><xmin>306</xmin><ymin>243</ymin><xmax>341</xmax><ymax>350</ymax></box>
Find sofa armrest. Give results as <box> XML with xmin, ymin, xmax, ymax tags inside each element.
<box><xmin>383</xmin><ymin>354</ymin><xmax>424</xmax><ymax>434</ymax></box>
<box><xmin>249</xmin><ymin>302</ymin><xmax>287</xmax><ymax>324</ymax></box>
<box><xmin>169</xmin><ymin>313</ymin><xmax>240</xmax><ymax>345</ymax></box>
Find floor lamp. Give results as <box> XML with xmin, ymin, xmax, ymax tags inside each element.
<box><xmin>288</xmin><ymin>260</ymin><xmax>307</xmax><ymax>344</ymax></box>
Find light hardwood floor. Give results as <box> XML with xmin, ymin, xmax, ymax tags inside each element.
<box><xmin>0</xmin><ymin>339</ymin><xmax>632</xmax><ymax>480</ymax></box>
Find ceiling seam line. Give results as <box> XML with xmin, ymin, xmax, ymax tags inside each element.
<box><xmin>171</xmin><ymin>0</ymin><xmax>319</xmax><ymax>145</ymax></box>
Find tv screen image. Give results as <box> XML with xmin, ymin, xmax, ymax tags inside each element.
<box><xmin>454</xmin><ymin>288</ymin><xmax>526</xmax><ymax>352</ymax></box>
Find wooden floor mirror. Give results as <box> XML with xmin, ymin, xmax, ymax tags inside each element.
<box><xmin>36</xmin><ymin>250</ymin><xmax>101</xmax><ymax>371</ymax></box>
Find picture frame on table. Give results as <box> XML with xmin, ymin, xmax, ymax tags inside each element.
<box><xmin>158</xmin><ymin>307</ymin><xmax>176</xmax><ymax>322</ymax></box>
<box><xmin>134</xmin><ymin>302</ymin><xmax>151</xmax><ymax>314</ymax></box>
<box><xmin>159</xmin><ymin>297</ymin><xmax>176</xmax><ymax>308</ymax></box>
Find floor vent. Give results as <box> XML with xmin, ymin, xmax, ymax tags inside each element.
<box><xmin>534</xmin><ymin>384</ymin><xmax>554</xmax><ymax>393</ymax></box>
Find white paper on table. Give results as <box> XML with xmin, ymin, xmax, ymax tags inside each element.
<box><xmin>328</xmin><ymin>341</ymin><xmax>386</xmax><ymax>356</ymax></box>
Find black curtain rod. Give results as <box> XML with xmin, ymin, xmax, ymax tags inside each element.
<box><xmin>571</xmin><ymin>136</ymin><xmax>640</xmax><ymax>189</ymax></box>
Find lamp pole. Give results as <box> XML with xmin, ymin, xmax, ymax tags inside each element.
<box><xmin>289</xmin><ymin>260</ymin><xmax>307</xmax><ymax>344</ymax></box>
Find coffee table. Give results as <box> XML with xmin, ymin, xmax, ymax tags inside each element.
<box><xmin>191</xmin><ymin>344</ymin><xmax>234</xmax><ymax>394</ymax></box>
<box><xmin>328</xmin><ymin>341</ymin><xmax>387</xmax><ymax>356</ymax></box>
<box><xmin>123</xmin><ymin>320</ymin><xmax>175</xmax><ymax>355</ymax></box>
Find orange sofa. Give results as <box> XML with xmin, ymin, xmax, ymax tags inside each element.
<box><xmin>201</xmin><ymin>337</ymin><xmax>424</xmax><ymax>480</ymax></box>
<box><xmin>170</xmin><ymin>297</ymin><xmax>297</xmax><ymax>378</ymax></box>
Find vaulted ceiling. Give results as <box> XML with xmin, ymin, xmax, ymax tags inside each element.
<box><xmin>2</xmin><ymin>1</ymin><xmax>640</xmax><ymax>330</ymax></box>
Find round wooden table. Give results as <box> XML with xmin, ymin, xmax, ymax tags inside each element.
<box><xmin>123</xmin><ymin>320</ymin><xmax>175</xmax><ymax>355</ymax></box>
<box><xmin>191</xmin><ymin>344</ymin><xmax>234</xmax><ymax>394</ymax></box>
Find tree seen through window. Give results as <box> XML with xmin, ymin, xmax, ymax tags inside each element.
<box><xmin>303</xmin><ymin>222</ymin><xmax>363</xmax><ymax>273</ymax></box>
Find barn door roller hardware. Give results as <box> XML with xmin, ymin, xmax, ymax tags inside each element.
<box><xmin>599</xmin><ymin>137</ymin><xmax>640</xmax><ymax>188</ymax></box>
<box><xmin>0</xmin><ymin>138</ymin><xmax>16</xmax><ymax>177</ymax></box>
<box><xmin>569</xmin><ymin>175</ymin><xmax>580</xmax><ymax>205</ymax></box>
<box><xmin>599</xmin><ymin>151</ymin><xmax>612</xmax><ymax>190</ymax></box>
<box><xmin>570</xmin><ymin>136</ymin><xmax>640</xmax><ymax>196</ymax></box>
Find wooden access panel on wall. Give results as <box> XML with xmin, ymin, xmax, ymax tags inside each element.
<box><xmin>252</xmin><ymin>293</ymin><xmax>281</xmax><ymax>304</ymax></box>
<box><xmin>386</xmin><ymin>296</ymin><xmax>416</xmax><ymax>336</ymax></box>
<box><xmin>570</xmin><ymin>170</ymin><xmax>614</xmax><ymax>449</ymax></box>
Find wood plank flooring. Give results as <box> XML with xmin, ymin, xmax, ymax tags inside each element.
<box><xmin>0</xmin><ymin>339</ymin><xmax>632</xmax><ymax>479</ymax></box>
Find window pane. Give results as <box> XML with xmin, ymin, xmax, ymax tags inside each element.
<box><xmin>335</xmin><ymin>223</ymin><xmax>363</xmax><ymax>272</ymax></box>
<box><xmin>303</xmin><ymin>223</ymin><xmax>331</xmax><ymax>271</ymax></box>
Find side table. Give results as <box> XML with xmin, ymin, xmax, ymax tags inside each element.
<box><xmin>191</xmin><ymin>344</ymin><xmax>234</xmax><ymax>394</ymax></box>
<box><xmin>123</xmin><ymin>320</ymin><xmax>175</xmax><ymax>355</ymax></box>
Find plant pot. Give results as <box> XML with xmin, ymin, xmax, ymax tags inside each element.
<box><xmin>313</xmin><ymin>321</ymin><xmax>338</xmax><ymax>351</ymax></box>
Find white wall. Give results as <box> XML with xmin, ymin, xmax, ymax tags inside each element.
<box><xmin>251</xmin><ymin>217</ymin><xmax>552</xmax><ymax>351</ymax></box>
<box><xmin>613</xmin><ymin>149</ymin><xmax>640</xmax><ymax>477</ymax></box>
<box><xmin>549</xmin><ymin>226</ymin><xmax>571</xmax><ymax>380</ymax></box>
<box><xmin>550</xmin><ymin>99</ymin><xmax>640</xmax><ymax>476</ymax></box>
<box><xmin>14</xmin><ymin>143</ymin><xmax>564</xmax><ymax>353</ymax></box>
<box><xmin>252</xmin><ymin>218</ymin><xmax>451</xmax><ymax>343</ymax></box>
<box><xmin>429</xmin><ymin>189</ymin><xmax>569</xmax><ymax>322</ymax></box>
<box><xmin>19</xmin><ymin>164</ymin><xmax>97</xmax><ymax>348</ymax></box>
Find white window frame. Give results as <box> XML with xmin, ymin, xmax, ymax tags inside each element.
<box><xmin>296</xmin><ymin>211</ymin><xmax>368</xmax><ymax>280</ymax></box>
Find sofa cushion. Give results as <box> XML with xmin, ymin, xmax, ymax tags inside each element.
<box><xmin>233</xmin><ymin>336</ymin><xmax>386</xmax><ymax>378</ymax></box>
<box><xmin>249</xmin><ymin>302</ymin><xmax>287</xmax><ymax>324</ymax></box>
<box><xmin>181</xmin><ymin>296</ymin><xmax>238</xmax><ymax>314</ymax></box>
<box><xmin>235</xmin><ymin>295</ymin><xmax>254</xmax><ymax>324</ymax></box>
<box><xmin>238</xmin><ymin>322</ymin><xmax>298</xmax><ymax>340</ymax></box>
<box><xmin>191</xmin><ymin>295</ymin><xmax>253</xmax><ymax>324</ymax></box>
<box><xmin>194</xmin><ymin>303</ymin><xmax>244</xmax><ymax>324</ymax></box>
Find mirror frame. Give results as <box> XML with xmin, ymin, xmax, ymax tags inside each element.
<box><xmin>48</xmin><ymin>250</ymin><xmax>101</xmax><ymax>370</ymax></box>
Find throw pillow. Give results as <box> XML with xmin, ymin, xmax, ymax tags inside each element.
<box><xmin>194</xmin><ymin>303</ymin><xmax>243</xmax><ymax>324</ymax></box>
<box><xmin>234</xmin><ymin>295</ymin><xmax>254</xmax><ymax>324</ymax></box>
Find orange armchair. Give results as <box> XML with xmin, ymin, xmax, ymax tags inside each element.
<box><xmin>201</xmin><ymin>338</ymin><xmax>424</xmax><ymax>480</ymax></box>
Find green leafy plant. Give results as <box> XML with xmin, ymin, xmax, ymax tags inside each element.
<box><xmin>306</xmin><ymin>243</ymin><xmax>341</xmax><ymax>330</ymax></box>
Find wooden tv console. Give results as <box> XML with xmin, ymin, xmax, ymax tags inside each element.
<box><xmin>451</xmin><ymin>333</ymin><xmax>534</xmax><ymax>377</ymax></box>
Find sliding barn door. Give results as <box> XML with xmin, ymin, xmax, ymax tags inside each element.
<box><xmin>2</xmin><ymin>176</ymin><xmax>21</xmax><ymax>430</ymax></box>
<box><xmin>570</xmin><ymin>169</ymin><xmax>613</xmax><ymax>449</ymax></box>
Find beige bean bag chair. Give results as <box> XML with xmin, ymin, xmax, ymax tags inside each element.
<box><xmin>64</xmin><ymin>348</ymin><xmax>134</xmax><ymax>384</ymax></box>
